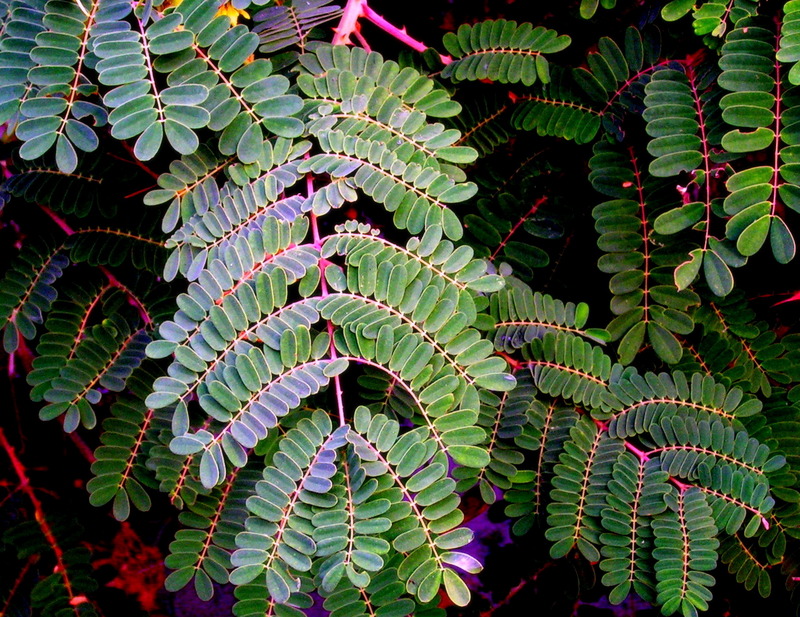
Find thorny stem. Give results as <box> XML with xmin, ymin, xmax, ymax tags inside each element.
<box><xmin>38</xmin><ymin>205</ymin><xmax>153</xmax><ymax>327</ymax></box>
<box><xmin>1</xmin><ymin>554</ymin><xmax>37</xmax><ymax>616</ymax></box>
<box><xmin>307</xmin><ymin>171</ymin><xmax>346</xmax><ymax>427</ymax></box>
<box><xmin>0</xmin><ymin>427</ymin><xmax>86</xmax><ymax>616</ymax></box>
<box><xmin>362</xmin><ymin>3</ymin><xmax>451</xmax><ymax>64</ymax></box>
<box><xmin>333</xmin><ymin>0</ymin><xmax>452</xmax><ymax>64</ymax></box>
<box><xmin>352</xmin><ymin>26</ymin><xmax>372</xmax><ymax>52</ymax></box>
<box><xmin>332</xmin><ymin>0</ymin><xmax>363</xmax><ymax>45</ymax></box>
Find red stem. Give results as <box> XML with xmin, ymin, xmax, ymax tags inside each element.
<box><xmin>65</xmin><ymin>428</ymin><xmax>96</xmax><ymax>463</ymax></box>
<box><xmin>119</xmin><ymin>142</ymin><xmax>160</xmax><ymax>180</ymax></box>
<box><xmin>0</xmin><ymin>427</ymin><xmax>86</xmax><ymax>614</ymax></box>
<box><xmin>490</xmin><ymin>197</ymin><xmax>547</xmax><ymax>261</ymax></box>
<box><xmin>1</xmin><ymin>554</ymin><xmax>36</xmax><ymax>615</ymax></box>
<box><xmin>497</xmin><ymin>350</ymin><xmax>522</xmax><ymax>372</ymax></box>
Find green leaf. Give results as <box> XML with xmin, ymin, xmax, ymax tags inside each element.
<box><xmin>770</xmin><ymin>215</ymin><xmax>796</xmax><ymax>263</ymax></box>
<box><xmin>448</xmin><ymin>445</ymin><xmax>490</xmax><ymax>468</ymax></box>
<box><xmin>722</xmin><ymin>127</ymin><xmax>775</xmax><ymax>153</ymax></box>
<box><xmin>736</xmin><ymin>215</ymin><xmax>770</xmax><ymax>256</ymax></box>
<box><xmin>647</xmin><ymin>321</ymin><xmax>682</xmax><ymax>363</ymax></box>
<box><xmin>703</xmin><ymin>250</ymin><xmax>734</xmax><ymax>296</ymax></box>
<box><xmin>675</xmin><ymin>248</ymin><xmax>703</xmax><ymax>291</ymax></box>
<box><xmin>443</xmin><ymin>568</ymin><xmax>470</xmax><ymax>607</ymax></box>
<box><xmin>654</xmin><ymin>202</ymin><xmax>704</xmax><ymax>235</ymax></box>
<box><xmin>134</xmin><ymin>122</ymin><xmax>163</xmax><ymax>161</ymax></box>
<box><xmin>661</xmin><ymin>0</ymin><xmax>693</xmax><ymax>21</ymax></box>
<box><xmin>617</xmin><ymin>320</ymin><xmax>645</xmax><ymax>365</ymax></box>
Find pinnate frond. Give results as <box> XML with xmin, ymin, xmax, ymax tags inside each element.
<box><xmin>0</xmin><ymin>240</ymin><xmax>69</xmax><ymax>352</ymax></box>
<box><xmin>253</xmin><ymin>0</ymin><xmax>342</xmax><ymax>54</ymax></box>
<box><xmin>652</xmin><ymin>488</ymin><xmax>718</xmax><ymax>617</ymax></box>
<box><xmin>441</xmin><ymin>20</ymin><xmax>570</xmax><ymax>86</ymax></box>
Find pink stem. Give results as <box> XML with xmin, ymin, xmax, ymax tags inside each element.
<box><xmin>625</xmin><ymin>441</ymin><xmax>649</xmax><ymax>462</ymax></box>
<box><xmin>306</xmin><ymin>173</ymin><xmax>347</xmax><ymax>427</ymax></box>
<box><xmin>332</xmin><ymin>0</ymin><xmax>364</xmax><ymax>45</ymax></box>
<box><xmin>671</xmin><ymin>477</ymin><xmax>691</xmax><ymax>492</ymax></box>
<box><xmin>362</xmin><ymin>3</ymin><xmax>451</xmax><ymax>64</ymax></box>
<box><xmin>332</xmin><ymin>0</ymin><xmax>451</xmax><ymax>64</ymax></box>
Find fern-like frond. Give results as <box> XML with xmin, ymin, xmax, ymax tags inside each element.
<box><xmin>461</xmin><ymin>190</ymin><xmax>566</xmax><ymax>281</ymax></box>
<box><xmin>299</xmin><ymin>44</ymin><xmax>477</xmax><ymax>169</ymax></box>
<box><xmin>37</xmin><ymin>312</ymin><xmax>150</xmax><ymax>432</ymax></box>
<box><xmin>441</xmin><ymin>20</ymin><xmax>571</xmax><ymax>86</ymax></box>
<box><xmin>162</xmin><ymin>146</ymin><xmax>310</xmax><ymax>281</ymax></box>
<box><xmin>690</xmin><ymin>290</ymin><xmax>800</xmax><ymax>396</ymax></box>
<box><xmin>3</xmin><ymin>153</ymin><xmax>111</xmax><ymax>217</ymax></box>
<box><xmin>719</xmin><ymin>18</ymin><xmax>799</xmax><ymax>264</ymax></box>
<box><xmin>149</xmin><ymin>0</ymin><xmax>304</xmax><ymax>163</ymax></box>
<box><xmin>591</xmin><ymin>141</ymin><xmax>701</xmax><ymax>364</ymax></box>
<box><xmin>165</xmin><ymin>467</ymin><xmax>260</xmax><ymax>600</ymax></box>
<box><xmin>512</xmin><ymin>67</ymin><xmax>602</xmax><ymax>144</ymax></box>
<box><xmin>0</xmin><ymin>0</ymin><xmax>46</xmax><ymax>129</ymax></box>
<box><xmin>649</xmin><ymin>416</ymin><xmax>775</xmax><ymax>500</ymax></box>
<box><xmin>144</xmin><ymin>144</ymin><xmax>231</xmax><ymax>231</ymax></box>
<box><xmin>522</xmin><ymin>331</ymin><xmax>620</xmax><ymax>414</ymax></box>
<box><xmin>607</xmin><ymin>370</ymin><xmax>763</xmax><ymax>438</ymax></box>
<box><xmin>483</xmin><ymin>280</ymin><xmax>606</xmax><ymax>352</ymax></box>
<box><xmin>253</xmin><ymin>0</ymin><xmax>342</xmax><ymax>54</ymax></box>
<box><xmin>325</xmin><ymin>220</ymin><xmax>503</xmax><ymax>301</ymax></box>
<box><xmin>92</xmin><ymin>0</ymin><xmax>212</xmax><ymax>161</ymax></box>
<box><xmin>599</xmin><ymin>454</ymin><xmax>669</xmax><ymax>605</ymax></box>
<box><xmin>66</xmin><ymin>223</ymin><xmax>166</xmax><ymax>273</ymax></box>
<box><xmin>167</xmin><ymin>334</ymin><xmax>340</xmax><ymax>487</ymax></box>
<box><xmin>145</xmin><ymin>271</ymin><xmax>317</xmax><ymax>431</ymax></box>
<box><xmin>316</xmin><ymin>563</ymin><xmax>435</xmax><ymax>617</ymax></box>
<box><xmin>643</xmin><ymin>64</ymin><xmax>741</xmax><ymax>299</ymax></box>
<box><xmin>572</xmin><ymin>27</ymin><xmax>665</xmax><ymax>139</ymax></box>
<box><xmin>719</xmin><ymin>533</ymin><xmax>775</xmax><ymax>597</ymax></box>
<box><xmin>26</xmin><ymin>274</ymin><xmax>105</xmax><ymax>397</ymax></box>
<box><xmin>504</xmin><ymin>402</ymin><xmax>578</xmax><ymax>535</ymax></box>
<box><xmin>0</xmin><ymin>240</ymin><xmax>69</xmax><ymax>352</ymax></box>
<box><xmin>345</xmin><ymin>407</ymin><xmax>478</xmax><ymax>606</ymax></box>
<box><xmin>448</xmin><ymin>93</ymin><xmax>514</xmax><ymax>157</ymax></box>
<box><xmin>86</xmin><ymin>363</ymin><xmax>162</xmax><ymax>520</ymax></box>
<box><xmin>652</xmin><ymin>488</ymin><xmax>718</xmax><ymax>617</ymax></box>
<box><xmin>18</xmin><ymin>0</ymin><xmax>107</xmax><ymax>172</ymax></box>
<box><xmin>146</xmin><ymin>419</ymin><xmax>210</xmax><ymax>510</ymax></box>
<box><xmin>545</xmin><ymin>416</ymin><xmax>623</xmax><ymax>561</ymax></box>
<box><xmin>452</xmin><ymin>371</ymin><xmax>539</xmax><ymax>501</ymax></box>
<box><xmin>299</xmin><ymin>133</ymin><xmax>475</xmax><ymax>240</ymax></box>
<box><xmin>230</xmin><ymin>411</ymin><xmax>346</xmax><ymax>599</ymax></box>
